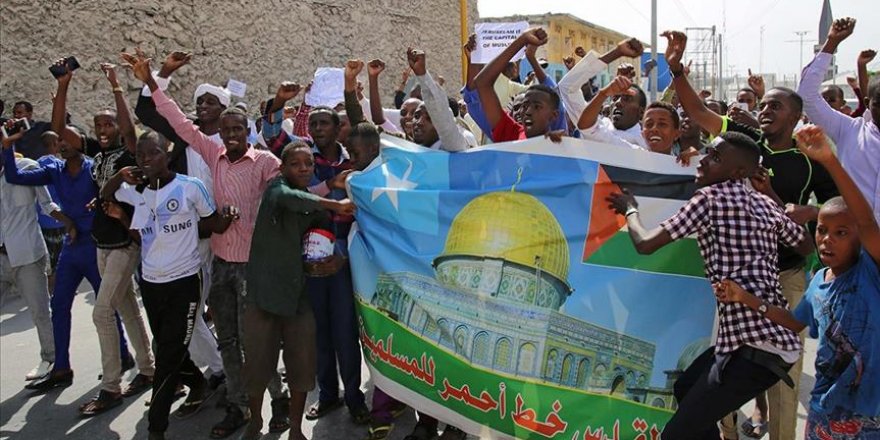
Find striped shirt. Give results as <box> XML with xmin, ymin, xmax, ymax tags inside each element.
<box><xmin>153</xmin><ymin>89</ymin><xmax>280</xmax><ymax>263</ymax></box>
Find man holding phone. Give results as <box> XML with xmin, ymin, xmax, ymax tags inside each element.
<box><xmin>8</xmin><ymin>101</ymin><xmax>51</xmax><ymax>160</ymax></box>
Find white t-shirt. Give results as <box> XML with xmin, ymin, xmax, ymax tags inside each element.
<box><xmin>116</xmin><ymin>174</ymin><xmax>216</xmax><ymax>283</ymax></box>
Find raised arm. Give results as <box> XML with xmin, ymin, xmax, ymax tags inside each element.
<box><xmin>268</xmin><ymin>82</ymin><xmax>302</xmax><ymax>115</ymax></box>
<box><xmin>134</xmin><ymin>51</ymin><xmax>191</xmax><ymax>149</ymax></box>
<box><xmin>121</xmin><ymin>50</ymin><xmax>219</xmax><ymax>162</ymax></box>
<box><xmin>49</xmin><ymin>60</ymin><xmax>84</xmax><ymax>151</ymax></box>
<box><xmin>101</xmin><ymin>63</ymin><xmax>137</xmax><ymax>151</ymax></box>
<box><xmin>663</xmin><ymin>31</ymin><xmax>724</xmax><ymax>135</ymax></box>
<box><xmin>525</xmin><ymin>42</ymin><xmax>547</xmax><ymax>84</ymax></box>
<box><xmin>474</xmin><ymin>28</ymin><xmax>548</xmax><ymax>130</ymax></box>
<box><xmin>857</xmin><ymin>49</ymin><xmax>876</xmax><ymax>111</ymax></box>
<box><xmin>578</xmin><ymin>76</ymin><xmax>634</xmax><ymax>131</ymax></box>
<box><xmin>798</xmin><ymin>17</ymin><xmax>859</xmax><ymax>142</ymax></box>
<box><xmin>797</xmin><ymin>125</ymin><xmax>880</xmax><ymax>265</ymax></box>
<box><xmin>343</xmin><ymin>60</ymin><xmax>367</xmax><ymax>125</ymax></box>
<box><xmin>410</xmin><ymin>48</ymin><xmax>469</xmax><ymax>152</ymax></box>
<box><xmin>558</xmin><ymin>38</ymin><xmax>643</xmax><ymax>129</ymax></box>
<box><xmin>367</xmin><ymin>60</ymin><xmax>388</xmax><ymax>125</ymax></box>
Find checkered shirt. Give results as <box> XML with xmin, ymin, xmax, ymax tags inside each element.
<box><xmin>292</xmin><ymin>103</ymin><xmax>313</xmax><ymax>139</ymax></box>
<box><xmin>661</xmin><ymin>179</ymin><xmax>805</xmax><ymax>354</ymax></box>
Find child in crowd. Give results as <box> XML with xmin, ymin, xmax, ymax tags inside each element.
<box><xmin>715</xmin><ymin>125</ymin><xmax>880</xmax><ymax>439</ymax></box>
<box><xmin>240</xmin><ymin>140</ymin><xmax>354</xmax><ymax>440</ymax></box>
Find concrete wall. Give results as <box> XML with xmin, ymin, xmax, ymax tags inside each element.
<box><xmin>0</xmin><ymin>0</ymin><xmax>477</xmax><ymax>129</ymax></box>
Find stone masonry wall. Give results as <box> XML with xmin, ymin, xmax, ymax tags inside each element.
<box><xmin>0</xmin><ymin>0</ymin><xmax>477</xmax><ymax>129</ymax></box>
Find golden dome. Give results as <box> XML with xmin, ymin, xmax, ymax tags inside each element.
<box><xmin>438</xmin><ymin>192</ymin><xmax>570</xmax><ymax>284</ymax></box>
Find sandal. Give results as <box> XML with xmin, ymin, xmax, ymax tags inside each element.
<box><xmin>365</xmin><ymin>421</ymin><xmax>393</xmax><ymax>440</ymax></box>
<box><xmin>741</xmin><ymin>419</ymin><xmax>768</xmax><ymax>439</ymax></box>
<box><xmin>211</xmin><ymin>405</ymin><xmax>250</xmax><ymax>439</ymax></box>
<box><xmin>403</xmin><ymin>422</ymin><xmax>439</xmax><ymax>440</ymax></box>
<box><xmin>305</xmin><ymin>399</ymin><xmax>343</xmax><ymax>421</ymax></box>
<box><xmin>268</xmin><ymin>397</ymin><xmax>290</xmax><ymax>433</ymax></box>
<box><xmin>173</xmin><ymin>380</ymin><xmax>215</xmax><ymax>419</ymax></box>
<box><xmin>122</xmin><ymin>374</ymin><xmax>153</xmax><ymax>397</ymax></box>
<box><xmin>351</xmin><ymin>403</ymin><xmax>371</xmax><ymax>425</ymax></box>
<box><xmin>79</xmin><ymin>390</ymin><xmax>123</xmax><ymax>417</ymax></box>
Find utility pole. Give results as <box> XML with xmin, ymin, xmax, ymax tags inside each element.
<box><xmin>759</xmin><ymin>25</ymin><xmax>765</xmax><ymax>74</ymax></box>
<box><xmin>650</xmin><ymin>0</ymin><xmax>658</xmax><ymax>101</ymax></box>
<box><xmin>717</xmin><ymin>34</ymin><xmax>723</xmax><ymax>100</ymax></box>
<box><xmin>786</xmin><ymin>31</ymin><xmax>817</xmax><ymax>83</ymax></box>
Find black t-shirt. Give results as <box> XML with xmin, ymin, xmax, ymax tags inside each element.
<box><xmin>84</xmin><ymin>136</ymin><xmax>137</xmax><ymax>249</ymax></box>
<box><xmin>722</xmin><ymin>118</ymin><xmax>839</xmax><ymax>270</ymax></box>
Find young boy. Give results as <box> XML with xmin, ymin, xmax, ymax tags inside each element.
<box><xmin>101</xmin><ymin>131</ymin><xmax>232</xmax><ymax>440</ymax></box>
<box><xmin>473</xmin><ymin>28</ymin><xmax>561</xmax><ymax>142</ymax></box>
<box><xmin>607</xmin><ymin>131</ymin><xmax>815</xmax><ymax>439</ymax></box>
<box><xmin>240</xmin><ymin>141</ymin><xmax>355</xmax><ymax>440</ymax></box>
<box><xmin>715</xmin><ymin>125</ymin><xmax>880</xmax><ymax>439</ymax></box>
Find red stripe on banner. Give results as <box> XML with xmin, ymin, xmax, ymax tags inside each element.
<box><xmin>583</xmin><ymin>166</ymin><xmax>626</xmax><ymax>261</ymax></box>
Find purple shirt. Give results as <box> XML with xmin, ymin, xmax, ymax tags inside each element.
<box><xmin>798</xmin><ymin>52</ymin><xmax>880</xmax><ymax>221</ymax></box>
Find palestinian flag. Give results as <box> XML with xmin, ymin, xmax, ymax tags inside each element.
<box><xmin>583</xmin><ymin>164</ymin><xmax>705</xmax><ymax>278</ymax></box>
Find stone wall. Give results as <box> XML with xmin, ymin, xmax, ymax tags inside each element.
<box><xmin>0</xmin><ymin>0</ymin><xmax>477</xmax><ymax>129</ymax></box>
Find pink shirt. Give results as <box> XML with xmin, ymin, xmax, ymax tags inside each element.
<box><xmin>153</xmin><ymin>89</ymin><xmax>280</xmax><ymax>263</ymax></box>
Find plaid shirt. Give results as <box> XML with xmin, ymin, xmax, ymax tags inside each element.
<box><xmin>661</xmin><ymin>179</ymin><xmax>805</xmax><ymax>354</ymax></box>
<box><xmin>292</xmin><ymin>103</ymin><xmax>313</xmax><ymax>139</ymax></box>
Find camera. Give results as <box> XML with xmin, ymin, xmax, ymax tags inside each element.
<box><xmin>1</xmin><ymin>118</ymin><xmax>31</xmax><ymax>138</ymax></box>
<box><xmin>49</xmin><ymin>56</ymin><xmax>81</xmax><ymax>78</ymax></box>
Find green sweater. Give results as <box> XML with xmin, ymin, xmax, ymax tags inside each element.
<box><xmin>245</xmin><ymin>176</ymin><xmax>327</xmax><ymax>317</ymax></box>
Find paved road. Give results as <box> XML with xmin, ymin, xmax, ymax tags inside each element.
<box><xmin>1</xmin><ymin>284</ymin><xmax>814</xmax><ymax>440</ymax></box>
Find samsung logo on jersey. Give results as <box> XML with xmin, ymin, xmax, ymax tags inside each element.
<box><xmin>163</xmin><ymin>219</ymin><xmax>193</xmax><ymax>233</ymax></box>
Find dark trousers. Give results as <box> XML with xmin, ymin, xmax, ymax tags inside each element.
<box><xmin>52</xmin><ymin>238</ymin><xmax>128</xmax><ymax>370</ymax></box>
<box><xmin>307</xmin><ymin>263</ymin><xmax>365</xmax><ymax>409</ymax></box>
<box><xmin>140</xmin><ymin>274</ymin><xmax>203</xmax><ymax>434</ymax></box>
<box><xmin>663</xmin><ymin>347</ymin><xmax>783</xmax><ymax>440</ymax></box>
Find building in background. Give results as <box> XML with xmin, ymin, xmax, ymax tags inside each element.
<box><xmin>0</xmin><ymin>0</ymin><xmax>477</xmax><ymax>125</ymax></box>
<box><xmin>479</xmin><ymin>13</ymin><xmax>647</xmax><ymax>88</ymax></box>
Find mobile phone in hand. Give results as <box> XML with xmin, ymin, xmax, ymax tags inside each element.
<box><xmin>49</xmin><ymin>56</ymin><xmax>81</xmax><ymax>78</ymax></box>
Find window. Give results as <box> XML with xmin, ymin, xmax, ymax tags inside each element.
<box><xmin>472</xmin><ymin>332</ymin><xmax>490</xmax><ymax>365</ymax></box>
<box><xmin>517</xmin><ymin>343</ymin><xmax>536</xmax><ymax>375</ymax></box>
<box><xmin>561</xmin><ymin>354</ymin><xmax>574</xmax><ymax>385</ymax></box>
<box><xmin>494</xmin><ymin>338</ymin><xmax>512</xmax><ymax>371</ymax></box>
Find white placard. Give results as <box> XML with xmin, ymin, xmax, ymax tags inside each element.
<box><xmin>226</xmin><ymin>79</ymin><xmax>247</xmax><ymax>97</ymax></box>
<box><xmin>305</xmin><ymin>67</ymin><xmax>345</xmax><ymax>108</ymax></box>
<box><xmin>472</xmin><ymin>21</ymin><xmax>529</xmax><ymax>64</ymax></box>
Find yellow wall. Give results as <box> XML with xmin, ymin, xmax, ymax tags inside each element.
<box><xmin>544</xmin><ymin>16</ymin><xmax>642</xmax><ymax>79</ymax></box>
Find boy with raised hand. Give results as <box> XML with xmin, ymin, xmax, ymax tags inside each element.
<box><xmin>715</xmin><ymin>125</ymin><xmax>880</xmax><ymax>439</ymax></box>
<box><xmin>798</xmin><ymin>17</ymin><xmax>880</xmax><ymax>222</ymax></box>
<box><xmin>473</xmin><ymin>28</ymin><xmax>561</xmax><ymax>142</ymax></box>
<box><xmin>607</xmin><ymin>131</ymin><xmax>814</xmax><ymax>439</ymax></box>
<box><xmin>102</xmin><ymin>130</ymin><xmax>231</xmax><ymax>440</ymax></box>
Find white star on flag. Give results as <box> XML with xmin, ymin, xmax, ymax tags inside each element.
<box><xmin>371</xmin><ymin>159</ymin><xmax>417</xmax><ymax>211</ymax></box>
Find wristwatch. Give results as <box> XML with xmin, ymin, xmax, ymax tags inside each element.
<box><xmin>758</xmin><ymin>300</ymin><xmax>770</xmax><ymax>315</ymax></box>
